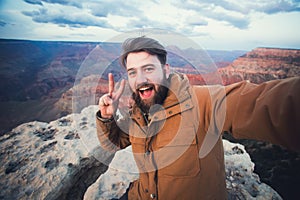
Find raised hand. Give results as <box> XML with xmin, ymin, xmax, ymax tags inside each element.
<box><xmin>99</xmin><ymin>73</ymin><xmax>125</xmax><ymax>119</ymax></box>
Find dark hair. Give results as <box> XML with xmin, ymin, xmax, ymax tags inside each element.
<box><xmin>120</xmin><ymin>36</ymin><xmax>167</xmax><ymax>68</ymax></box>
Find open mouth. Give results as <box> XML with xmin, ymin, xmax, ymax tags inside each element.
<box><xmin>138</xmin><ymin>85</ymin><xmax>154</xmax><ymax>99</ymax></box>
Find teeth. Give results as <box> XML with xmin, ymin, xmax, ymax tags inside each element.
<box><xmin>139</xmin><ymin>86</ymin><xmax>151</xmax><ymax>91</ymax></box>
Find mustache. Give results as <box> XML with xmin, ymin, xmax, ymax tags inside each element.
<box><xmin>136</xmin><ymin>82</ymin><xmax>155</xmax><ymax>91</ymax></box>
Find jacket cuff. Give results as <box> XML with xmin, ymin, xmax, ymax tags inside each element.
<box><xmin>96</xmin><ymin>110</ymin><xmax>114</xmax><ymax>123</ymax></box>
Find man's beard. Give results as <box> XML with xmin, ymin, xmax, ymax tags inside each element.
<box><xmin>132</xmin><ymin>78</ymin><xmax>169</xmax><ymax>114</ymax></box>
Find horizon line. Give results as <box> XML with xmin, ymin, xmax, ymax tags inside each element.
<box><xmin>1</xmin><ymin>38</ymin><xmax>299</xmax><ymax>51</ymax></box>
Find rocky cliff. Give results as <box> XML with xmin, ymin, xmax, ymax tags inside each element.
<box><xmin>218</xmin><ymin>47</ymin><xmax>300</xmax><ymax>85</ymax></box>
<box><xmin>0</xmin><ymin>105</ymin><xmax>282</xmax><ymax>200</ymax></box>
<box><xmin>0</xmin><ymin>40</ymin><xmax>120</xmax><ymax>135</ymax></box>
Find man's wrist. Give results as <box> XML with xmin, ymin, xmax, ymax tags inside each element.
<box><xmin>96</xmin><ymin>111</ymin><xmax>114</xmax><ymax>123</ymax></box>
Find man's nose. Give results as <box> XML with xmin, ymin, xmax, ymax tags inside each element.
<box><xmin>136</xmin><ymin>71</ymin><xmax>148</xmax><ymax>84</ymax></box>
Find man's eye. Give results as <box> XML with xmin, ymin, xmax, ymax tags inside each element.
<box><xmin>144</xmin><ymin>67</ymin><xmax>154</xmax><ymax>73</ymax></box>
<box><xmin>128</xmin><ymin>71</ymin><xmax>136</xmax><ymax>77</ymax></box>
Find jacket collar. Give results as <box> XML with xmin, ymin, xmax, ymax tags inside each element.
<box><xmin>163</xmin><ymin>72</ymin><xmax>191</xmax><ymax>108</ymax></box>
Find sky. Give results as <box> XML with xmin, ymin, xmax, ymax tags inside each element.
<box><xmin>0</xmin><ymin>0</ymin><xmax>300</xmax><ymax>50</ymax></box>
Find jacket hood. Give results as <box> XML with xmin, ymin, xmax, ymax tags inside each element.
<box><xmin>162</xmin><ymin>72</ymin><xmax>191</xmax><ymax>108</ymax></box>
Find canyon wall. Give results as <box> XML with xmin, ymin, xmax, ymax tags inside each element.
<box><xmin>218</xmin><ymin>47</ymin><xmax>300</xmax><ymax>85</ymax></box>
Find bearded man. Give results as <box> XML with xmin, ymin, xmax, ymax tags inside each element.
<box><xmin>96</xmin><ymin>36</ymin><xmax>300</xmax><ymax>200</ymax></box>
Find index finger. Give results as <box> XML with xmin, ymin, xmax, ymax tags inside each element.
<box><xmin>114</xmin><ymin>79</ymin><xmax>126</xmax><ymax>100</ymax></box>
<box><xmin>108</xmin><ymin>73</ymin><xmax>114</xmax><ymax>97</ymax></box>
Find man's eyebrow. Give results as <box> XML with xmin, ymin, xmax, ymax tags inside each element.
<box><xmin>127</xmin><ymin>68</ymin><xmax>135</xmax><ymax>72</ymax></box>
<box><xmin>127</xmin><ymin>64</ymin><xmax>157</xmax><ymax>72</ymax></box>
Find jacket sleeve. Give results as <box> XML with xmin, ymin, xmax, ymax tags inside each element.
<box><xmin>221</xmin><ymin>77</ymin><xmax>300</xmax><ymax>152</ymax></box>
<box><xmin>96</xmin><ymin>111</ymin><xmax>131</xmax><ymax>152</ymax></box>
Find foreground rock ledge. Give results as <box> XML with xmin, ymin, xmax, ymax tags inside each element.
<box><xmin>0</xmin><ymin>106</ymin><xmax>282</xmax><ymax>200</ymax></box>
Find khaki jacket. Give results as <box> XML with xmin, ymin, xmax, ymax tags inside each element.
<box><xmin>96</xmin><ymin>73</ymin><xmax>300</xmax><ymax>200</ymax></box>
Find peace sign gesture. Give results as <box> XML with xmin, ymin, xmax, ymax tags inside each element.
<box><xmin>98</xmin><ymin>73</ymin><xmax>126</xmax><ymax>119</ymax></box>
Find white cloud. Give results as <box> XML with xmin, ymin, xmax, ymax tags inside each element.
<box><xmin>0</xmin><ymin>0</ymin><xmax>300</xmax><ymax>50</ymax></box>
<box><xmin>88</xmin><ymin>1</ymin><xmax>141</xmax><ymax>18</ymax></box>
<box><xmin>24</xmin><ymin>0</ymin><xmax>83</xmax><ymax>8</ymax></box>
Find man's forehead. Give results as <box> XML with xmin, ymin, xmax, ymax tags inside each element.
<box><xmin>127</xmin><ymin>51</ymin><xmax>153</xmax><ymax>61</ymax></box>
<box><xmin>126</xmin><ymin>52</ymin><xmax>160</xmax><ymax>69</ymax></box>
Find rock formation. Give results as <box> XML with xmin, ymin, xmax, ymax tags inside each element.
<box><xmin>218</xmin><ymin>47</ymin><xmax>300</xmax><ymax>85</ymax></box>
<box><xmin>0</xmin><ymin>105</ymin><xmax>282</xmax><ymax>200</ymax></box>
<box><xmin>0</xmin><ymin>106</ymin><xmax>113</xmax><ymax>199</ymax></box>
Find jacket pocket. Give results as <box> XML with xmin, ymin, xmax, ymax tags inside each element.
<box><xmin>155</xmin><ymin>127</ymin><xmax>201</xmax><ymax>178</ymax></box>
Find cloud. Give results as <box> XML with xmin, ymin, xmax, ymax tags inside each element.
<box><xmin>171</xmin><ymin>1</ymin><xmax>250</xmax><ymax>29</ymax></box>
<box><xmin>22</xmin><ymin>8</ymin><xmax>110</xmax><ymax>28</ymax></box>
<box><xmin>127</xmin><ymin>16</ymin><xmax>178</xmax><ymax>33</ymax></box>
<box><xmin>186</xmin><ymin>19</ymin><xmax>208</xmax><ymax>27</ymax></box>
<box><xmin>45</xmin><ymin>0</ymin><xmax>82</xmax><ymax>8</ymax></box>
<box><xmin>24</xmin><ymin>0</ymin><xmax>43</xmax><ymax>6</ymax></box>
<box><xmin>207</xmin><ymin>11</ymin><xmax>250</xmax><ymax>29</ymax></box>
<box><xmin>89</xmin><ymin>1</ymin><xmax>141</xmax><ymax>17</ymax></box>
<box><xmin>20</xmin><ymin>1</ymin><xmax>179</xmax><ymax>34</ymax></box>
<box><xmin>23</xmin><ymin>0</ymin><xmax>82</xmax><ymax>8</ymax></box>
<box><xmin>21</xmin><ymin>0</ymin><xmax>146</xmax><ymax>31</ymax></box>
<box><xmin>19</xmin><ymin>0</ymin><xmax>300</xmax><ymax>36</ymax></box>
<box><xmin>0</xmin><ymin>20</ymin><xmax>7</xmax><ymax>27</ymax></box>
<box><xmin>259</xmin><ymin>1</ymin><xmax>300</xmax><ymax>14</ymax></box>
<box><xmin>187</xmin><ymin>0</ymin><xmax>300</xmax><ymax>14</ymax></box>
<box><xmin>172</xmin><ymin>0</ymin><xmax>300</xmax><ymax>29</ymax></box>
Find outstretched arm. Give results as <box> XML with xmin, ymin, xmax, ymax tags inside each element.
<box><xmin>223</xmin><ymin>77</ymin><xmax>300</xmax><ymax>152</ymax></box>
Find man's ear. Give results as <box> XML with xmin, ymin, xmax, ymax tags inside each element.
<box><xmin>164</xmin><ymin>64</ymin><xmax>170</xmax><ymax>79</ymax></box>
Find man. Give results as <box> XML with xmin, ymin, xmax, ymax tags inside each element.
<box><xmin>96</xmin><ymin>36</ymin><xmax>300</xmax><ymax>199</ymax></box>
